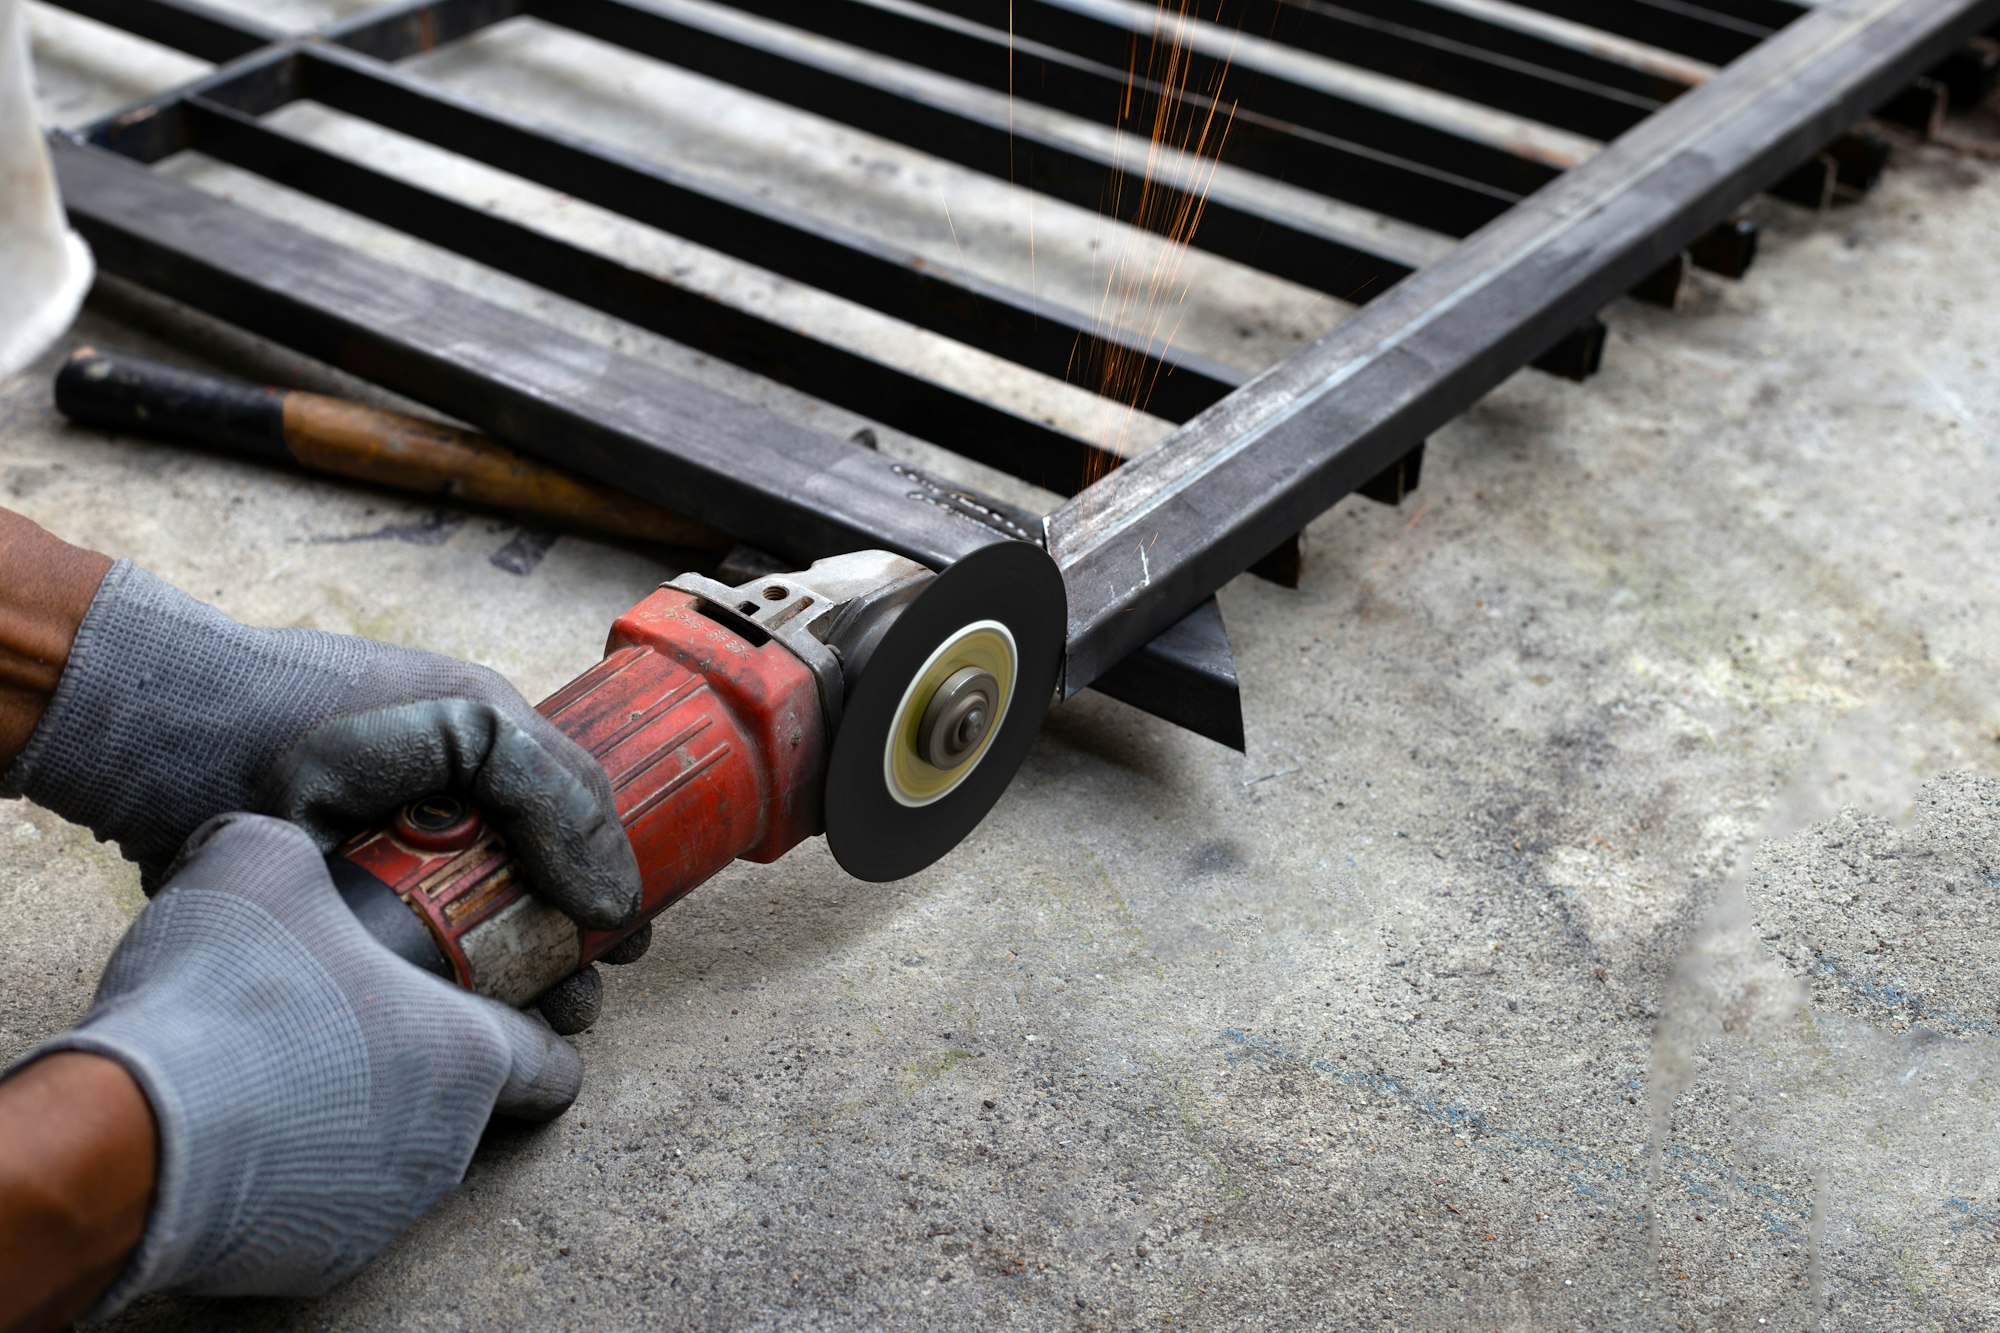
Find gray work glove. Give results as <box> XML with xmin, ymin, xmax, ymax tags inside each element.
<box><xmin>10</xmin><ymin>814</ymin><xmax>582</xmax><ymax>1313</ymax></box>
<box><xmin>1</xmin><ymin>560</ymin><xmax>638</xmax><ymax>927</ymax></box>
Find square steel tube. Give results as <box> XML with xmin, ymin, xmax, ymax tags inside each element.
<box><xmin>1047</xmin><ymin>0</ymin><xmax>2000</xmax><ymax>695</ymax></box>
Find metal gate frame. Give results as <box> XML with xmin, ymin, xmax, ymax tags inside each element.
<box><xmin>36</xmin><ymin>0</ymin><xmax>2000</xmax><ymax>746</ymax></box>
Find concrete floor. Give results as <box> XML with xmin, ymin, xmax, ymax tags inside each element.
<box><xmin>7</xmin><ymin>4</ymin><xmax>2000</xmax><ymax>1328</ymax></box>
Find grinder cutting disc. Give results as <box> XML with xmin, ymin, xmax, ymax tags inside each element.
<box><xmin>825</xmin><ymin>541</ymin><xmax>1065</xmax><ymax>882</ymax></box>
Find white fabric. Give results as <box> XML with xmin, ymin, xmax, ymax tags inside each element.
<box><xmin>0</xmin><ymin>0</ymin><xmax>92</xmax><ymax>382</ymax></box>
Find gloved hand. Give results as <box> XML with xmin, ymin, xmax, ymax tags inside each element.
<box><xmin>10</xmin><ymin>814</ymin><xmax>582</xmax><ymax>1313</ymax></box>
<box><xmin>0</xmin><ymin>560</ymin><xmax>638</xmax><ymax>926</ymax></box>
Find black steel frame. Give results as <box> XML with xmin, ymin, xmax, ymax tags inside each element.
<box><xmin>35</xmin><ymin>0</ymin><xmax>2000</xmax><ymax>749</ymax></box>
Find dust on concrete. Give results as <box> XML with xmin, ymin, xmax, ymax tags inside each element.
<box><xmin>1751</xmin><ymin>771</ymin><xmax>2000</xmax><ymax>1041</ymax></box>
<box><xmin>1671</xmin><ymin>771</ymin><xmax>2000</xmax><ymax>1328</ymax></box>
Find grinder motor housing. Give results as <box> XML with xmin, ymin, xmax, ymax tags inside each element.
<box><xmin>330</xmin><ymin>554</ymin><xmax>927</xmax><ymax>1007</ymax></box>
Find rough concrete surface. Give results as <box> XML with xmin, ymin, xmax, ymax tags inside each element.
<box><xmin>6</xmin><ymin>3</ymin><xmax>2000</xmax><ymax>1328</ymax></box>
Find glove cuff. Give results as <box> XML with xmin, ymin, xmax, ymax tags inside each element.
<box><xmin>1</xmin><ymin>557</ymin><xmax>135</xmax><ymax>801</ymax></box>
<box><xmin>3</xmin><ymin>559</ymin><xmax>203</xmax><ymax>865</ymax></box>
<box><xmin>0</xmin><ymin>563</ymin><xmax>365</xmax><ymax>876</ymax></box>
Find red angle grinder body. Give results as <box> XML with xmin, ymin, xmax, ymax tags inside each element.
<box><xmin>334</xmin><ymin>587</ymin><xmax>825</xmax><ymax>1004</ymax></box>
<box><xmin>328</xmin><ymin>545</ymin><xmax>1066</xmax><ymax>1011</ymax></box>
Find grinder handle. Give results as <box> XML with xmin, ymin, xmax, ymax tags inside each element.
<box><xmin>325</xmin><ymin>589</ymin><xmax>829</xmax><ymax>1012</ymax></box>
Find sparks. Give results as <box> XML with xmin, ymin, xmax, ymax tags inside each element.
<box><xmin>1074</xmin><ymin>1</ymin><xmax>1240</xmax><ymax>488</ymax></box>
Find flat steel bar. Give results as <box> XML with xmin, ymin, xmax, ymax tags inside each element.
<box><xmin>1048</xmin><ymin>0</ymin><xmax>2000</xmax><ymax>695</ymax></box>
<box><xmin>1929</xmin><ymin>41</ymin><xmax>2000</xmax><ymax>103</ymax></box>
<box><xmin>712</xmin><ymin>0</ymin><xmax>1559</xmax><ymax>200</ymax></box>
<box><xmin>291</xmin><ymin>45</ymin><xmax>1245</xmax><ymax>424</ymax></box>
<box><xmin>58</xmin><ymin>1</ymin><xmax>1595</xmax><ymax>383</ymax></box>
<box><xmin>1687</xmin><ymin>215</ymin><xmax>1759</xmax><ymax>273</ymax></box>
<box><xmin>181</xmin><ymin>100</ymin><xmax>1124</xmax><ymax>496</ymax></box>
<box><xmin>82</xmin><ymin>56</ymin><xmax>295</xmax><ymax>161</ymax></box>
<box><xmin>49</xmin><ymin>137</ymin><xmax>1009</xmax><ymax>562</ymax></box>
<box><xmin>60</xmin><ymin>0</ymin><xmax>524</xmax><ymax>156</ymax></box>
<box><xmin>41</xmin><ymin>0</ymin><xmax>276</xmax><ymax>62</ymax></box>
<box><xmin>1695</xmin><ymin>0</ymin><xmax>1810</xmax><ymax>27</ymax></box>
<box><xmin>1264</xmin><ymin>0</ymin><xmax>1695</xmax><ymax>103</ymax></box>
<box><xmin>330</xmin><ymin>0</ymin><xmax>527</xmax><ymax>61</ymax></box>
<box><xmin>938</xmin><ymin>0</ymin><xmax>1657</xmax><ymax>144</ymax></box>
<box><xmin>532</xmin><ymin>0</ymin><xmax>1442</xmax><ymax>293</ymax></box>
<box><xmin>49</xmin><ymin>136</ymin><xmax>1246</xmax><ymax>745</ymax></box>
<box><xmin>1506</xmin><ymin>0</ymin><xmax>1771</xmax><ymax>65</ymax></box>
<box><xmin>538</xmin><ymin>0</ymin><xmax>1607</xmax><ymax>374</ymax></box>
<box><xmin>1877</xmin><ymin>71</ymin><xmax>1951</xmax><ymax>127</ymax></box>
<box><xmin>1088</xmin><ymin>594</ymin><xmax>1245</xmax><ymax>751</ymax></box>
<box><xmin>908</xmin><ymin>0</ymin><xmax>1768</xmax><ymax>278</ymax></box>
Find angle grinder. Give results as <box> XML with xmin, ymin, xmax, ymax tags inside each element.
<box><xmin>327</xmin><ymin>542</ymin><xmax>1065</xmax><ymax>1017</ymax></box>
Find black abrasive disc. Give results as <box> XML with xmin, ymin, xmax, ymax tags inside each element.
<box><xmin>825</xmin><ymin>542</ymin><xmax>1065</xmax><ymax>882</ymax></box>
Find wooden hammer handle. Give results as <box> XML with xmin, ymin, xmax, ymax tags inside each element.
<box><xmin>55</xmin><ymin>347</ymin><xmax>727</xmax><ymax>550</ymax></box>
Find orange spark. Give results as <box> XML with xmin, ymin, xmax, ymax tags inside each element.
<box><xmin>1073</xmin><ymin>1</ymin><xmax>1240</xmax><ymax>488</ymax></box>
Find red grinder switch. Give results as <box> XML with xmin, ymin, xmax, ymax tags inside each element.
<box><xmin>335</xmin><ymin>586</ymin><xmax>828</xmax><ymax>1007</ymax></box>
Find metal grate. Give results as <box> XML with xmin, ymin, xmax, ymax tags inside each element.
<box><xmin>33</xmin><ymin>0</ymin><xmax>2000</xmax><ymax>748</ymax></box>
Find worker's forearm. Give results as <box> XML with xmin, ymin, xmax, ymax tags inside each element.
<box><xmin>0</xmin><ymin>507</ymin><xmax>112</xmax><ymax>772</ymax></box>
<box><xmin>0</xmin><ymin>1052</ymin><xmax>157</xmax><ymax>1333</ymax></box>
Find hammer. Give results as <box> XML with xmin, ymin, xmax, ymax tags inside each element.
<box><xmin>54</xmin><ymin>346</ymin><xmax>726</xmax><ymax>550</ymax></box>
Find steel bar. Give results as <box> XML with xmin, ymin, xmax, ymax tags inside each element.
<box><xmin>57</xmin><ymin>0</ymin><xmax>1234</xmax><ymax>424</ymax></box>
<box><xmin>1771</xmin><ymin>152</ymin><xmax>1839</xmax><ymax>207</ymax></box>
<box><xmin>1260</xmin><ymin>0</ymin><xmax>1696</xmax><ymax>103</ymax></box>
<box><xmin>52</xmin><ymin>0</ymin><xmax>522</xmax><ymax>157</ymax></box>
<box><xmin>1695</xmin><ymin>0</ymin><xmax>1810</xmax><ymax>27</ymax></box>
<box><xmin>1247</xmin><ymin>535</ymin><xmax>1305</xmax><ymax>589</ymax></box>
<box><xmin>49</xmin><ymin>136</ymin><xmax>1248</xmax><ymax>746</ymax></box>
<box><xmin>1048</xmin><ymin>0</ymin><xmax>2000</xmax><ymax>695</ymax></box>
<box><xmin>1687</xmin><ymin>216</ymin><xmax>1759</xmax><ymax>274</ymax></box>
<box><xmin>78</xmin><ymin>51</ymin><xmax>295</xmax><ymax>161</ymax></box>
<box><xmin>1630</xmin><ymin>251</ymin><xmax>1690</xmax><ymax>309</ymax></box>
<box><xmin>1827</xmin><ymin>130</ymin><xmax>1893</xmax><ymax>190</ymax></box>
<box><xmin>1877</xmin><ymin>72</ymin><xmax>1952</xmax><ymax>128</ymax></box>
<box><xmin>1087</xmin><ymin>595</ymin><xmax>1245</xmax><ymax>751</ymax></box>
<box><xmin>332</xmin><ymin>0</ymin><xmax>527</xmax><ymax>61</ymax></box>
<box><xmin>1356</xmin><ymin>443</ymin><xmax>1424</xmax><ymax>507</ymax></box>
<box><xmin>530</xmin><ymin>1</ymin><xmax>1605</xmax><ymax>377</ymax></box>
<box><xmin>1200</xmin><ymin>0</ymin><xmax>1655</xmax><ymax>140</ymax></box>
<box><xmin>715</xmin><ymin>0</ymin><xmax>1561</xmax><ymax>199</ymax></box>
<box><xmin>1128</xmin><ymin>0</ymin><xmax>1775</xmax><ymax>273</ymax></box>
<box><xmin>60</xmin><ymin>0</ymin><xmax>1602</xmax><ymax>386</ymax></box>
<box><xmin>535</xmin><ymin>0</ymin><xmax>1488</xmax><ymax>270</ymax></box>
<box><xmin>51</xmin><ymin>138</ymin><xmax>1010</xmax><ymax>563</ymax></box>
<box><xmin>1179</xmin><ymin>0</ymin><xmax>1875</xmax><ymax>231</ymax></box>
<box><xmin>41</xmin><ymin>0</ymin><xmax>276</xmax><ymax>62</ymax></box>
<box><xmin>287</xmin><ymin>45</ymin><xmax>1246</xmax><ymax>425</ymax></box>
<box><xmin>1505</xmin><ymin>0</ymin><xmax>1770</xmax><ymax>66</ymax></box>
<box><xmin>181</xmin><ymin>100</ymin><xmax>1123</xmax><ymax>497</ymax></box>
<box><xmin>1054</xmin><ymin>0</ymin><xmax>1662</xmax><ymax>142</ymax></box>
<box><xmin>1692</xmin><ymin>217</ymin><xmax>1758</xmax><ymax>275</ymax></box>
<box><xmin>1929</xmin><ymin>41</ymin><xmax>2000</xmax><ymax>103</ymax></box>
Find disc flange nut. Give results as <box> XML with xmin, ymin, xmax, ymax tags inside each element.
<box><xmin>919</xmin><ymin>666</ymin><xmax>999</xmax><ymax>770</ymax></box>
